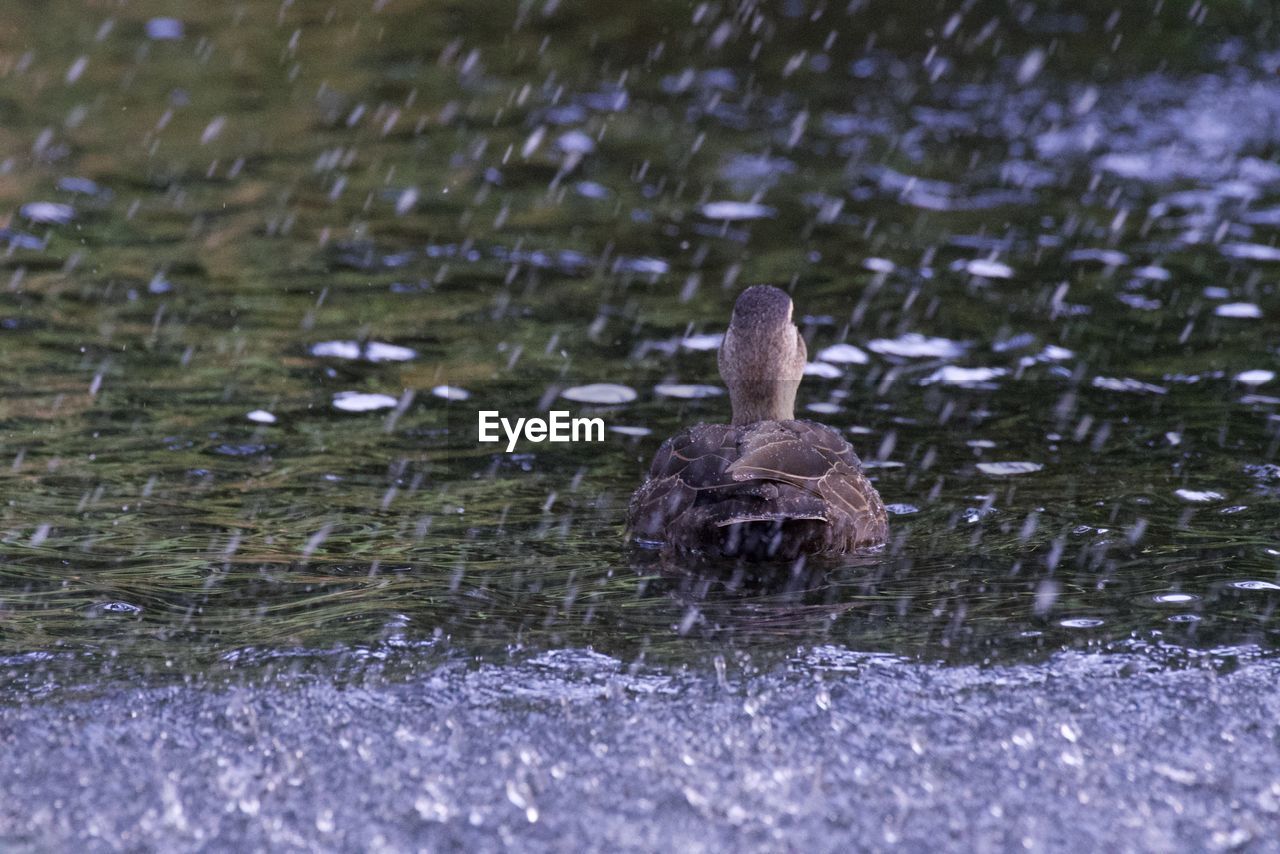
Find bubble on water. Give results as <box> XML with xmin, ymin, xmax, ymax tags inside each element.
<box><xmin>654</xmin><ymin>383</ymin><xmax>722</xmax><ymax>399</ymax></box>
<box><xmin>867</xmin><ymin>334</ymin><xmax>968</xmax><ymax>359</ymax></box>
<box><xmin>977</xmin><ymin>461</ymin><xmax>1043</xmax><ymax>476</ymax></box>
<box><xmin>1092</xmin><ymin>376</ymin><xmax>1168</xmax><ymax>395</ymax></box>
<box><xmin>1059</xmin><ymin>618</ymin><xmax>1104</xmax><ymax>629</ymax></box>
<box><xmin>20</xmin><ymin>202</ymin><xmax>75</xmax><ymax>224</ymax></box>
<box><xmin>816</xmin><ymin>343</ymin><xmax>869</xmax><ymax>364</ymax></box>
<box><xmin>93</xmin><ymin>602</ymin><xmax>143</xmax><ymax>615</ymax></box>
<box><xmin>146</xmin><ymin>17</ymin><xmax>184</xmax><ymax>40</ymax></box>
<box><xmin>561</xmin><ymin>383</ymin><xmax>637</xmax><ymax>405</ymax></box>
<box><xmin>1228</xmin><ymin>580</ymin><xmax>1280</xmax><ymax>591</ymax></box>
<box><xmin>804</xmin><ymin>362</ymin><xmax>843</xmax><ymax>379</ymax></box>
<box><xmin>333</xmin><ymin>392</ymin><xmax>399</xmax><ymax>412</ymax></box>
<box><xmin>886</xmin><ymin>503</ymin><xmax>919</xmax><ymax>515</ymax></box>
<box><xmin>921</xmin><ymin>366</ymin><xmax>1007</xmax><ymax>387</ymax></box>
<box><xmin>609</xmin><ymin>425</ymin><xmax>651</xmax><ymax>437</ymax></box>
<box><xmin>1215</xmin><ymin>303</ymin><xmax>1262</xmax><ymax>319</ymax></box>
<box><xmin>432</xmin><ymin>385</ymin><xmax>471</xmax><ymax>401</ymax></box>
<box><xmin>1152</xmin><ymin>592</ymin><xmax>1200</xmax><ymax>604</ymax></box>
<box><xmin>681</xmin><ymin>333</ymin><xmax>724</xmax><ymax>351</ymax></box>
<box><xmin>961</xmin><ymin>259</ymin><xmax>1014</xmax><ymax>279</ymax></box>
<box><xmin>310</xmin><ymin>341</ymin><xmax>417</xmax><ymax>362</ymax></box>
<box><xmin>56</xmin><ymin>176</ymin><xmax>102</xmax><ymax>196</ymax></box>
<box><xmin>1221</xmin><ymin>243</ymin><xmax>1280</xmax><ymax>262</ymax></box>
<box><xmin>246</xmin><ymin>410</ymin><xmax>277</xmax><ymax>424</ymax></box>
<box><xmin>1175</xmin><ymin>489</ymin><xmax>1224</xmax><ymax>503</ymax></box>
<box><xmin>1133</xmin><ymin>265</ymin><xmax>1172</xmax><ymax>281</ymax></box>
<box><xmin>1235</xmin><ymin>370</ymin><xmax>1275</xmax><ymax>386</ymax></box>
<box><xmin>699</xmin><ymin>201</ymin><xmax>776</xmax><ymax>221</ymax></box>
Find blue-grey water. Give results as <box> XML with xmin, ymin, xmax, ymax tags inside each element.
<box><xmin>2</xmin><ymin>1</ymin><xmax>1280</xmax><ymax>850</ymax></box>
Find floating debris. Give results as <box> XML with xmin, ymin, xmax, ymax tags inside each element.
<box><xmin>19</xmin><ymin>202</ymin><xmax>75</xmax><ymax>224</ymax></box>
<box><xmin>868</xmin><ymin>334</ymin><xmax>968</xmax><ymax>359</ymax></box>
<box><xmin>246</xmin><ymin>410</ymin><xmax>277</xmax><ymax>424</ymax></box>
<box><xmin>976</xmin><ymin>461</ymin><xmax>1043</xmax><ymax>476</ymax></box>
<box><xmin>699</xmin><ymin>201</ymin><xmax>777</xmax><ymax>221</ymax></box>
<box><xmin>332</xmin><ymin>392</ymin><xmax>399</xmax><ymax>412</ymax></box>
<box><xmin>1174</xmin><ymin>489</ymin><xmax>1224</xmax><ymax>503</ymax></box>
<box><xmin>816</xmin><ymin>343</ymin><xmax>870</xmax><ymax>364</ymax></box>
<box><xmin>310</xmin><ymin>341</ymin><xmax>417</xmax><ymax>362</ymax></box>
<box><xmin>431</xmin><ymin>385</ymin><xmax>471</xmax><ymax>401</ymax></box>
<box><xmin>1215</xmin><ymin>303</ymin><xmax>1263</xmax><ymax>319</ymax></box>
<box><xmin>654</xmin><ymin>383</ymin><xmax>722</xmax><ymax>399</ymax></box>
<box><xmin>561</xmin><ymin>384</ymin><xmax>637</xmax><ymax>405</ymax></box>
<box><xmin>921</xmin><ymin>366</ymin><xmax>1007</xmax><ymax>387</ymax></box>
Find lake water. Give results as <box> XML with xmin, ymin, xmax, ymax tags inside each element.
<box><xmin>2</xmin><ymin>2</ymin><xmax>1279</xmax><ymax>850</ymax></box>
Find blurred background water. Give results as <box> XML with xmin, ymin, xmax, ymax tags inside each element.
<box><xmin>2</xmin><ymin>1</ymin><xmax>1280</xmax><ymax>849</ymax></box>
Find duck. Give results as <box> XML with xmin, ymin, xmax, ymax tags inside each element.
<box><xmin>627</xmin><ymin>285</ymin><xmax>888</xmax><ymax>560</ymax></box>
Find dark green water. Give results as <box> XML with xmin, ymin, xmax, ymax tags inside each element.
<box><xmin>2</xmin><ymin>0</ymin><xmax>1279</xmax><ymax>678</ymax></box>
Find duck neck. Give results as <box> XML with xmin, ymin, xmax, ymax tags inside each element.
<box><xmin>729</xmin><ymin>380</ymin><xmax>796</xmax><ymax>425</ymax></box>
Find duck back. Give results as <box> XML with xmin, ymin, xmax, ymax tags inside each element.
<box><xmin>626</xmin><ymin>419</ymin><xmax>888</xmax><ymax>560</ymax></box>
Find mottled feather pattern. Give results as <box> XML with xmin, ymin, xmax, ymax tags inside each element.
<box><xmin>627</xmin><ymin>419</ymin><xmax>888</xmax><ymax>559</ymax></box>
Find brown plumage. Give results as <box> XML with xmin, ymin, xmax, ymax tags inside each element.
<box><xmin>627</xmin><ymin>285</ymin><xmax>888</xmax><ymax>560</ymax></box>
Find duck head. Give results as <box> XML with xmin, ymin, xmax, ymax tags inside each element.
<box><xmin>718</xmin><ymin>285</ymin><xmax>807</xmax><ymax>425</ymax></box>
